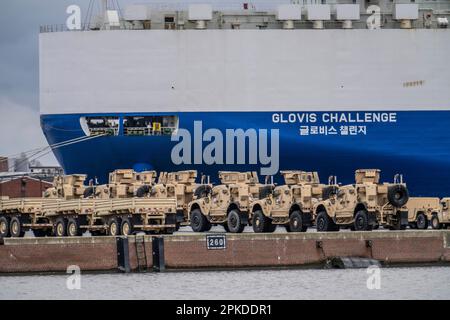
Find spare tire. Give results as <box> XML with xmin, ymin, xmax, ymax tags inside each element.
<box><xmin>322</xmin><ymin>186</ymin><xmax>338</xmax><ymax>200</ymax></box>
<box><xmin>194</xmin><ymin>185</ymin><xmax>212</xmax><ymax>198</ymax></box>
<box><xmin>83</xmin><ymin>187</ymin><xmax>94</xmax><ymax>198</ymax></box>
<box><xmin>387</xmin><ymin>185</ymin><xmax>409</xmax><ymax>207</ymax></box>
<box><xmin>136</xmin><ymin>185</ymin><xmax>151</xmax><ymax>197</ymax></box>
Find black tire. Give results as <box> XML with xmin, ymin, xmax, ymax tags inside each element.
<box><xmin>223</xmin><ymin>223</ymin><xmax>230</xmax><ymax>232</ymax></box>
<box><xmin>316</xmin><ymin>211</ymin><xmax>332</xmax><ymax>232</ymax></box>
<box><xmin>431</xmin><ymin>215</ymin><xmax>442</xmax><ymax>230</ymax></box>
<box><xmin>288</xmin><ymin>210</ymin><xmax>307</xmax><ymax>232</ymax></box>
<box><xmin>107</xmin><ymin>217</ymin><xmax>120</xmax><ymax>236</ymax></box>
<box><xmin>203</xmin><ymin>222</ymin><xmax>212</xmax><ymax>232</ymax></box>
<box><xmin>67</xmin><ymin>218</ymin><xmax>82</xmax><ymax>237</ymax></box>
<box><xmin>0</xmin><ymin>216</ymin><xmax>10</xmax><ymax>238</ymax></box>
<box><xmin>190</xmin><ymin>209</ymin><xmax>210</xmax><ymax>232</ymax></box>
<box><xmin>252</xmin><ymin>210</ymin><xmax>268</xmax><ymax>233</ymax></box>
<box><xmin>54</xmin><ymin>217</ymin><xmax>67</xmax><ymax>237</ymax></box>
<box><xmin>136</xmin><ymin>185</ymin><xmax>151</xmax><ymax>198</ymax></box>
<box><xmin>227</xmin><ymin>210</ymin><xmax>245</xmax><ymax>233</ymax></box>
<box><xmin>416</xmin><ymin>213</ymin><xmax>428</xmax><ymax>230</ymax></box>
<box><xmin>354</xmin><ymin>210</ymin><xmax>370</xmax><ymax>231</ymax></box>
<box><xmin>83</xmin><ymin>187</ymin><xmax>94</xmax><ymax>198</ymax></box>
<box><xmin>120</xmin><ymin>218</ymin><xmax>133</xmax><ymax>236</ymax></box>
<box><xmin>10</xmin><ymin>216</ymin><xmax>25</xmax><ymax>238</ymax></box>
<box><xmin>387</xmin><ymin>185</ymin><xmax>409</xmax><ymax>207</ymax></box>
<box><xmin>265</xmin><ymin>223</ymin><xmax>277</xmax><ymax>233</ymax></box>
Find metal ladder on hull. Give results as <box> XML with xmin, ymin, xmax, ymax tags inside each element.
<box><xmin>135</xmin><ymin>235</ymin><xmax>148</xmax><ymax>272</ymax></box>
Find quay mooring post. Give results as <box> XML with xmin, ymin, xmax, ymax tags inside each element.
<box><xmin>152</xmin><ymin>236</ymin><xmax>165</xmax><ymax>272</ymax></box>
<box><xmin>116</xmin><ymin>236</ymin><xmax>130</xmax><ymax>273</ymax></box>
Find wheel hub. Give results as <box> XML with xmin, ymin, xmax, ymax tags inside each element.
<box><xmin>111</xmin><ymin>223</ymin><xmax>117</xmax><ymax>235</ymax></box>
<box><xmin>69</xmin><ymin>224</ymin><xmax>76</xmax><ymax>235</ymax></box>
<box><xmin>12</xmin><ymin>222</ymin><xmax>18</xmax><ymax>234</ymax></box>
<box><xmin>122</xmin><ymin>223</ymin><xmax>130</xmax><ymax>235</ymax></box>
<box><xmin>57</xmin><ymin>224</ymin><xmax>63</xmax><ymax>236</ymax></box>
<box><xmin>0</xmin><ymin>221</ymin><xmax>6</xmax><ymax>233</ymax></box>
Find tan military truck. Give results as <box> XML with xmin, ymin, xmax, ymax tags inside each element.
<box><xmin>431</xmin><ymin>198</ymin><xmax>450</xmax><ymax>229</ymax></box>
<box><xmin>405</xmin><ymin>197</ymin><xmax>440</xmax><ymax>229</ymax></box>
<box><xmin>89</xmin><ymin>169</ymin><xmax>157</xmax><ymax>199</ymax></box>
<box><xmin>0</xmin><ymin>172</ymin><xmax>178</xmax><ymax>237</ymax></box>
<box><xmin>188</xmin><ymin>171</ymin><xmax>273</xmax><ymax>233</ymax></box>
<box><xmin>313</xmin><ymin>169</ymin><xmax>409</xmax><ymax>231</ymax></box>
<box><xmin>248</xmin><ymin>170</ymin><xmax>338</xmax><ymax>233</ymax></box>
<box><xmin>152</xmin><ymin>170</ymin><xmax>211</xmax><ymax>228</ymax></box>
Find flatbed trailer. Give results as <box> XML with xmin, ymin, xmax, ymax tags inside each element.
<box><xmin>0</xmin><ymin>197</ymin><xmax>177</xmax><ymax>237</ymax></box>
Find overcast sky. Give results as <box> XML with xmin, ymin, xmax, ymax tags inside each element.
<box><xmin>0</xmin><ymin>0</ymin><xmax>283</xmax><ymax>167</ymax></box>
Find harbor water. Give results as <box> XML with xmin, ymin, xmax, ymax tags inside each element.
<box><xmin>1</xmin><ymin>266</ymin><xmax>449</xmax><ymax>300</ymax></box>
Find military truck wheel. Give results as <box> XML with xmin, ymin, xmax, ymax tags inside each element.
<box><xmin>252</xmin><ymin>210</ymin><xmax>268</xmax><ymax>233</ymax></box>
<box><xmin>416</xmin><ymin>213</ymin><xmax>428</xmax><ymax>230</ymax></box>
<box><xmin>10</xmin><ymin>216</ymin><xmax>25</xmax><ymax>238</ymax></box>
<box><xmin>431</xmin><ymin>215</ymin><xmax>442</xmax><ymax>230</ymax></box>
<box><xmin>223</xmin><ymin>223</ymin><xmax>230</xmax><ymax>232</ymax></box>
<box><xmin>203</xmin><ymin>220</ymin><xmax>212</xmax><ymax>232</ymax></box>
<box><xmin>190</xmin><ymin>209</ymin><xmax>209</xmax><ymax>232</ymax></box>
<box><xmin>387</xmin><ymin>185</ymin><xmax>409</xmax><ymax>207</ymax></box>
<box><xmin>107</xmin><ymin>218</ymin><xmax>121</xmax><ymax>236</ymax></box>
<box><xmin>120</xmin><ymin>218</ymin><xmax>133</xmax><ymax>236</ymax></box>
<box><xmin>288</xmin><ymin>211</ymin><xmax>307</xmax><ymax>232</ymax></box>
<box><xmin>316</xmin><ymin>211</ymin><xmax>333</xmax><ymax>232</ymax></box>
<box><xmin>54</xmin><ymin>217</ymin><xmax>67</xmax><ymax>237</ymax></box>
<box><xmin>265</xmin><ymin>222</ymin><xmax>277</xmax><ymax>233</ymax></box>
<box><xmin>67</xmin><ymin>218</ymin><xmax>83</xmax><ymax>237</ymax></box>
<box><xmin>354</xmin><ymin>210</ymin><xmax>370</xmax><ymax>231</ymax></box>
<box><xmin>227</xmin><ymin>210</ymin><xmax>245</xmax><ymax>233</ymax></box>
<box><xmin>0</xmin><ymin>216</ymin><xmax>11</xmax><ymax>238</ymax></box>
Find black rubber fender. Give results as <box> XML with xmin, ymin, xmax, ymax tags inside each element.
<box><xmin>387</xmin><ymin>185</ymin><xmax>409</xmax><ymax>207</ymax></box>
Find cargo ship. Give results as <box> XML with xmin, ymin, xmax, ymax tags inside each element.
<box><xmin>39</xmin><ymin>0</ymin><xmax>450</xmax><ymax>196</ymax></box>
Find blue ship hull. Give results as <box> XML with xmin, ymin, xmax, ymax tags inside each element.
<box><xmin>41</xmin><ymin>110</ymin><xmax>450</xmax><ymax>197</ymax></box>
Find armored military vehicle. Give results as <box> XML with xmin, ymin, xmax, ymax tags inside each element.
<box><xmin>313</xmin><ymin>169</ymin><xmax>409</xmax><ymax>231</ymax></box>
<box><xmin>188</xmin><ymin>171</ymin><xmax>273</xmax><ymax>233</ymax></box>
<box><xmin>249</xmin><ymin>171</ymin><xmax>338</xmax><ymax>233</ymax></box>
<box><xmin>89</xmin><ymin>169</ymin><xmax>157</xmax><ymax>199</ymax></box>
<box><xmin>431</xmin><ymin>198</ymin><xmax>450</xmax><ymax>229</ymax></box>
<box><xmin>405</xmin><ymin>197</ymin><xmax>440</xmax><ymax>229</ymax></box>
<box><xmin>152</xmin><ymin>170</ymin><xmax>211</xmax><ymax>227</ymax></box>
<box><xmin>43</xmin><ymin>174</ymin><xmax>87</xmax><ymax>199</ymax></box>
